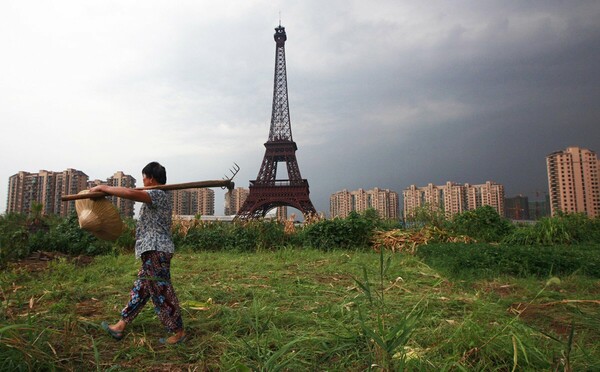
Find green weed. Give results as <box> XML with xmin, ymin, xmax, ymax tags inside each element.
<box><xmin>353</xmin><ymin>253</ymin><xmax>425</xmax><ymax>369</ymax></box>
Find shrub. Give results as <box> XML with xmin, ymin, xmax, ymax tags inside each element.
<box><xmin>45</xmin><ymin>213</ymin><xmax>113</xmax><ymax>256</ymax></box>
<box><xmin>298</xmin><ymin>211</ymin><xmax>376</xmax><ymax>250</ymax></box>
<box><xmin>227</xmin><ymin>222</ymin><xmax>260</xmax><ymax>251</ymax></box>
<box><xmin>180</xmin><ymin>220</ymin><xmax>289</xmax><ymax>252</ymax></box>
<box><xmin>450</xmin><ymin>206</ymin><xmax>513</xmax><ymax>243</ymax></box>
<box><xmin>254</xmin><ymin>220</ymin><xmax>287</xmax><ymax>250</ymax></box>
<box><xmin>0</xmin><ymin>213</ymin><xmax>30</xmax><ymax>266</ymax></box>
<box><xmin>183</xmin><ymin>222</ymin><xmax>230</xmax><ymax>251</ymax></box>
<box><xmin>114</xmin><ymin>217</ymin><xmax>137</xmax><ymax>253</ymax></box>
<box><xmin>404</xmin><ymin>203</ymin><xmax>448</xmax><ymax>229</ymax></box>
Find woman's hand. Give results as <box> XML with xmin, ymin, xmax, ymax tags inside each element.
<box><xmin>89</xmin><ymin>184</ymin><xmax>152</xmax><ymax>204</ymax></box>
<box><xmin>90</xmin><ymin>185</ymin><xmax>108</xmax><ymax>193</ymax></box>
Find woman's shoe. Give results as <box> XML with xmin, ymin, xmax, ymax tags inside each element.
<box><xmin>159</xmin><ymin>334</ymin><xmax>187</xmax><ymax>345</ymax></box>
<box><xmin>101</xmin><ymin>321</ymin><xmax>124</xmax><ymax>341</ymax></box>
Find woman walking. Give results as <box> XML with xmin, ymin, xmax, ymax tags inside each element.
<box><xmin>92</xmin><ymin>161</ymin><xmax>186</xmax><ymax>345</ymax></box>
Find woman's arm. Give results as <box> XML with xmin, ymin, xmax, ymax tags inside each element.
<box><xmin>90</xmin><ymin>185</ymin><xmax>152</xmax><ymax>204</ymax></box>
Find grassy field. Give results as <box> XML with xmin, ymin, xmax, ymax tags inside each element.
<box><xmin>1</xmin><ymin>247</ymin><xmax>599</xmax><ymax>371</ymax></box>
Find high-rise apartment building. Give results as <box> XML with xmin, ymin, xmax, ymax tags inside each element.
<box><xmin>329</xmin><ymin>189</ymin><xmax>351</xmax><ymax>218</ymax></box>
<box><xmin>172</xmin><ymin>188</ymin><xmax>215</xmax><ymax>216</ymax></box>
<box><xmin>330</xmin><ymin>188</ymin><xmax>399</xmax><ymax>219</ymax></box>
<box><xmin>58</xmin><ymin>168</ymin><xmax>89</xmax><ymax>216</ymax></box>
<box><xmin>107</xmin><ymin>171</ymin><xmax>136</xmax><ymax>218</ymax></box>
<box><xmin>7</xmin><ymin>168</ymin><xmax>88</xmax><ymax>216</ymax></box>
<box><xmin>546</xmin><ymin>146</ymin><xmax>599</xmax><ymax>217</ymax></box>
<box><xmin>465</xmin><ymin>181</ymin><xmax>505</xmax><ymax>217</ymax></box>
<box><xmin>224</xmin><ymin>187</ymin><xmax>249</xmax><ymax>215</ymax></box>
<box><xmin>38</xmin><ymin>170</ymin><xmax>59</xmax><ymax>215</ymax></box>
<box><xmin>7</xmin><ymin>171</ymin><xmax>37</xmax><ymax>215</ymax></box>
<box><xmin>443</xmin><ymin>181</ymin><xmax>468</xmax><ymax>217</ymax></box>
<box><xmin>403</xmin><ymin>181</ymin><xmax>504</xmax><ymax>219</ymax></box>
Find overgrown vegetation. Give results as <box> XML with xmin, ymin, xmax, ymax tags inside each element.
<box><xmin>1</xmin><ymin>206</ymin><xmax>600</xmax><ymax>369</ymax></box>
<box><xmin>1</xmin><ymin>249</ymin><xmax>599</xmax><ymax>370</ymax></box>
<box><xmin>417</xmin><ymin>243</ymin><xmax>600</xmax><ymax>278</ymax></box>
<box><xmin>3</xmin><ymin>206</ymin><xmax>599</xmax><ymax>264</ymax></box>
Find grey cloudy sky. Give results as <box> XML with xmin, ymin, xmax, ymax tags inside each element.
<box><xmin>1</xmin><ymin>0</ymin><xmax>599</xmax><ymax>216</ymax></box>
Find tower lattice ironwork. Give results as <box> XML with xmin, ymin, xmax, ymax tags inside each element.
<box><xmin>236</xmin><ymin>24</ymin><xmax>317</xmax><ymax>220</ymax></box>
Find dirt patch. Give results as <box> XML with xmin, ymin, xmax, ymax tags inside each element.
<box><xmin>119</xmin><ymin>361</ymin><xmax>208</xmax><ymax>372</ymax></box>
<box><xmin>508</xmin><ymin>300</ymin><xmax>600</xmax><ymax>337</ymax></box>
<box><xmin>75</xmin><ymin>298</ymin><xmax>104</xmax><ymax>317</ymax></box>
<box><xmin>474</xmin><ymin>281</ymin><xmax>517</xmax><ymax>298</ymax></box>
<box><xmin>9</xmin><ymin>251</ymin><xmax>95</xmax><ymax>273</ymax></box>
<box><xmin>312</xmin><ymin>273</ymin><xmax>353</xmax><ymax>285</ymax></box>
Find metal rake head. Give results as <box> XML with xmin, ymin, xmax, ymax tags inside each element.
<box><xmin>222</xmin><ymin>162</ymin><xmax>240</xmax><ymax>190</ymax></box>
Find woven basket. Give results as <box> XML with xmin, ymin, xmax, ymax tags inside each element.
<box><xmin>75</xmin><ymin>190</ymin><xmax>124</xmax><ymax>241</ymax></box>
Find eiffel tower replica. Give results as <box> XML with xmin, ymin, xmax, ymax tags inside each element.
<box><xmin>236</xmin><ymin>24</ymin><xmax>317</xmax><ymax>220</ymax></box>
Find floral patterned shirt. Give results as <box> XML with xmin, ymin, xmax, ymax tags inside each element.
<box><xmin>135</xmin><ymin>189</ymin><xmax>175</xmax><ymax>259</ymax></box>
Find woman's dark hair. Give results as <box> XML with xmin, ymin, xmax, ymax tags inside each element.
<box><xmin>142</xmin><ymin>162</ymin><xmax>167</xmax><ymax>185</ymax></box>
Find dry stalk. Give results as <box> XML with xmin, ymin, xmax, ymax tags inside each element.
<box><xmin>371</xmin><ymin>226</ymin><xmax>476</xmax><ymax>254</ymax></box>
<box><xmin>284</xmin><ymin>214</ymin><xmax>296</xmax><ymax>235</ymax></box>
<box><xmin>172</xmin><ymin>218</ymin><xmax>201</xmax><ymax>237</ymax></box>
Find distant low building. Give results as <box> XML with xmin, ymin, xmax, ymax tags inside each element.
<box><xmin>504</xmin><ymin>195</ymin><xmax>530</xmax><ymax>220</ymax></box>
<box><xmin>529</xmin><ymin>196</ymin><xmax>551</xmax><ymax>220</ymax></box>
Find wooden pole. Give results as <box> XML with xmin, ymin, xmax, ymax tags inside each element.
<box><xmin>61</xmin><ymin>179</ymin><xmax>234</xmax><ymax>201</ymax></box>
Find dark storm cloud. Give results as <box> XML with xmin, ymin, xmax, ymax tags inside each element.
<box><xmin>280</xmin><ymin>1</ymin><xmax>600</xmax><ymax>213</ymax></box>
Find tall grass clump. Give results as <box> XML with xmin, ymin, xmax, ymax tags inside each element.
<box><xmin>298</xmin><ymin>210</ymin><xmax>381</xmax><ymax>250</ymax></box>
<box><xmin>0</xmin><ymin>322</ymin><xmax>61</xmax><ymax>371</ymax></box>
<box><xmin>503</xmin><ymin>213</ymin><xmax>600</xmax><ymax>245</ymax></box>
<box><xmin>352</xmin><ymin>250</ymin><xmax>424</xmax><ymax>369</ymax></box>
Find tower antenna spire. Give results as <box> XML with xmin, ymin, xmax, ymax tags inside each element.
<box><xmin>278</xmin><ymin>11</ymin><xmax>281</xmax><ymax>26</ymax></box>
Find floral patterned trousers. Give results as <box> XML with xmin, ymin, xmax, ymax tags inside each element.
<box><xmin>121</xmin><ymin>250</ymin><xmax>184</xmax><ymax>333</ymax></box>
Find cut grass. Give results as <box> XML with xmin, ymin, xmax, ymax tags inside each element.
<box><xmin>1</xmin><ymin>248</ymin><xmax>599</xmax><ymax>370</ymax></box>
